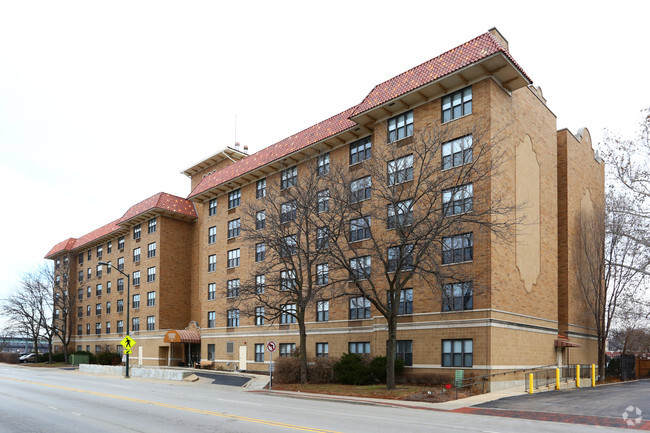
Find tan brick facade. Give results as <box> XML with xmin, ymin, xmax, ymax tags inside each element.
<box><xmin>48</xmin><ymin>30</ymin><xmax>602</xmax><ymax>388</ymax></box>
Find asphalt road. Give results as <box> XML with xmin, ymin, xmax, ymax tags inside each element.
<box><xmin>0</xmin><ymin>364</ymin><xmax>627</xmax><ymax>433</ymax></box>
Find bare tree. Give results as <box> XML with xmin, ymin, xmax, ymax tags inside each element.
<box><xmin>50</xmin><ymin>257</ymin><xmax>75</xmax><ymax>362</ymax></box>
<box><xmin>238</xmin><ymin>161</ymin><xmax>350</xmax><ymax>383</ymax></box>
<box><xmin>609</xmin><ymin>293</ymin><xmax>650</xmax><ymax>357</ymax></box>
<box><xmin>323</xmin><ymin>118</ymin><xmax>519</xmax><ymax>389</ymax></box>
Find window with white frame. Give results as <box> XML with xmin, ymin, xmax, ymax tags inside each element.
<box><xmin>86</xmin><ymin>324</ymin><xmax>90</xmax><ymax>335</ymax></box>
<box><xmin>88</xmin><ymin>250</ymin><xmax>91</xmax><ymax>260</ymax></box>
<box><xmin>132</xmin><ymin>317</ymin><xmax>140</xmax><ymax>331</ymax></box>
<box><xmin>316</xmin><ymin>227</ymin><xmax>329</xmax><ymax>249</ymax></box>
<box><xmin>117</xmin><ymin>299</ymin><xmax>124</xmax><ymax>313</ymax></box>
<box><xmin>228</xmin><ymin>218</ymin><xmax>241</xmax><ymax>238</ymax></box>
<box><xmin>256</xmin><ymin>178</ymin><xmax>266</xmax><ymax>199</ymax></box>
<box><xmin>349</xmin><ymin>217</ymin><xmax>371</xmax><ymax>242</ymax></box>
<box><xmin>208</xmin><ymin>283</ymin><xmax>216</xmax><ymax>300</ymax></box>
<box><xmin>208</xmin><ymin>226</ymin><xmax>216</xmax><ymax>244</ymax></box>
<box><xmin>117</xmin><ymin>320</ymin><xmax>123</xmax><ymax>333</ymax></box>
<box><xmin>349</xmin><ymin>342</ymin><xmax>370</xmax><ymax>354</ymax></box>
<box><xmin>133</xmin><ymin>224</ymin><xmax>141</xmax><ymax>240</ymax></box>
<box><xmin>227</xmin><ymin>279</ymin><xmax>240</xmax><ymax>298</ymax></box>
<box><xmin>281</xmin><ymin>166</ymin><xmax>297</xmax><ymax>189</ymax></box>
<box><xmin>117</xmin><ymin>278</ymin><xmax>124</xmax><ymax>292</ymax></box>
<box><xmin>228</xmin><ymin>189</ymin><xmax>241</xmax><ymax>209</ymax></box>
<box><xmin>316</xmin><ymin>263</ymin><xmax>329</xmax><ymax>285</ymax></box>
<box><xmin>147</xmin><ymin>316</ymin><xmax>155</xmax><ymax>331</ymax></box>
<box><xmin>148</xmin><ymin>217</ymin><xmax>156</xmax><ymax>234</ymax></box>
<box><xmin>106</xmin><ymin>281</ymin><xmax>111</xmax><ymax>294</ymax></box>
<box><xmin>227</xmin><ymin>309</ymin><xmax>239</xmax><ymax>327</ymax></box>
<box><xmin>281</xmin><ymin>200</ymin><xmax>296</xmax><ymax>223</ymax></box>
<box><xmin>255</xmin><ymin>306</ymin><xmax>265</xmax><ymax>326</ymax></box>
<box><xmin>281</xmin><ymin>234</ymin><xmax>297</xmax><ymax>257</ymax></box>
<box><xmin>350</xmin><ymin>136</ymin><xmax>371</xmax><ymax>165</ymax></box>
<box><xmin>209</xmin><ymin>198</ymin><xmax>217</xmax><ymax>216</ymax></box>
<box><xmin>208</xmin><ymin>254</ymin><xmax>216</xmax><ymax>272</ymax></box>
<box><xmin>147</xmin><ymin>266</ymin><xmax>156</xmax><ymax>282</ymax></box>
<box><xmin>208</xmin><ymin>344</ymin><xmax>215</xmax><ymax>361</ymax></box>
<box><xmin>97</xmin><ymin>245</ymin><xmax>103</xmax><ymax>259</ymax></box>
<box><xmin>207</xmin><ymin>311</ymin><xmax>215</xmax><ymax>328</ymax></box>
<box><xmin>106</xmin><ymin>301</ymin><xmax>111</xmax><ymax>314</ymax></box>
<box><xmin>280</xmin><ymin>269</ymin><xmax>296</xmax><ymax>291</ymax></box>
<box><xmin>396</xmin><ymin>340</ymin><xmax>413</xmax><ymax>366</ymax></box>
<box><xmin>254</xmin><ymin>343</ymin><xmax>265</xmax><ymax>362</ymax></box>
<box><xmin>87</xmin><ymin>286</ymin><xmax>91</xmax><ymax>298</ymax></box>
<box><xmin>442</xmin><ymin>86</ymin><xmax>472</xmax><ymax>123</ymax></box>
<box><xmin>255</xmin><ymin>274</ymin><xmax>265</xmax><ymax>294</ymax></box>
<box><xmin>255</xmin><ymin>243</ymin><xmax>266</xmax><ymax>262</ymax></box>
<box><xmin>96</xmin><ymin>284</ymin><xmax>102</xmax><ymax>297</ymax></box>
<box><xmin>87</xmin><ymin>268</ymin><xmax>92</xmax><ymax>279</ymax></box>
<box><xmin>95</xmin><ymin>323</ymin><xmax>101</xmax><ymax>335</ymax></box>
<box><xmin>349</xmin><ymin>296</ymin><xmax>371</xmax><ymax>320</ymax></box>
<box><xmin>317</xmin><ymin>189</ymin><xmax>329</xmax><ymax>212</ymax></box>
<box><xmin>442</xmin><ymin>233</ymin><xmax>473</xmax><ymax>264</ymax></box>
<box><xmin>95</xmin><ymin>303</ymin><xmax>102</xmax><ymax>315</ymax></box>
<box><xmin>316</xmin><ymin>342</ymin><xmax>329</xmax><ymax>358</ymax></box>
<box><xmin>78</xmin><ymin>271</ymin><xmax>83</xmax><ymax>282</ymax></box>
<box><xmin>442</xmin><ymin>339</ymin><xmax>473</xmax><ymax>367</ymax></box>
<box><xmin>147</xmin><ymin>291</ymin><xmax>156</xmax><ymax>306</ymax></box>
<box><xmin>107</xmin><ymin>242</ymin><xmax>112</xmax><ymax>254</ymax></box>
<box><xmin>350</xmin><ymin>176</ymin><xmax>371</xmax><ymax>203</ymax></box>
<box><xmin>281</xmin><ymin>304</ymin><xmax>296</xmax><ymax>324</ymax></box>
<box><xmin>442</xmin><ymin>135</ymin><xmax>473</xmax><ymax>170</ymax></box>
<box><xmin>227</xmin><ymin>249</ymin><xmax>240</xmax><ymax>268</ymax></box>
<box><xmin>387</xmin><ymin>244</ymin><xmax>414</xmax><ymax>272</ymax></box>
<box><xmin>256</xmin><ymin>210</ymin><xmax>266</xmax><ymax>230</ymax></box>
<box><xmin>387</xmin><ymin>110</ymin><xmax>414</xmax><ymax>143</ymax></box>
<box><xmin>96</xmin><ymin>264</ymin><xmax>102</xmax><ymax>277</ymax></box>
<box><xmin>388</xmin><ymin>154</ymin><xmax>414</xmax><ymax>185</ymax></box>
<box><xmin>133</xmin><ymin>247</ymin><xmax>141</xmax><ymax>263</ymax></box>
<box><xmin>349</xmin><ymin>256</ymin><xmax>371</xmax><ymax>280</ymax></box>
<box><xmin>132</xmin><ymin>294</ymin><xmax>140</xmax><ymax>309</ymax></box>
<box><xmin>443</xmin><ymin>184</ymin><xmax>473</xmax><ymax>216</ymax></box>
<box><xmin>387</xmin><ymin>199</ymin><xmax>413</xmax><ymax>229</ymax></box>
<box><xmin>443</xmin><ymin>281</ymin><xmax>473</xmax><ymax>311</ymax></box>
<box><xmin>118</xmin><ymin>236</ymin><xmax>125</xmax><ymax>250</ymax></box>
<box><xmin>133</xmin><ymin>271</ymin><xmax>141</xmax><ymax>286</ymax></box>
<box><xmin>279</xmin><ymin>343</ymin><xmax>295</xmax><ymax>357</ymax></box>
<box><xmin>117</xmin><ymin>257</ymin><xmax>124</xmax><ymax>271</ymax></box>
<box><xmin>317</xmin><ymin>300</ymin><xmax>329</xmax><ymax>322</ymax></box>
<box><xmin>148</xmin><ymin>242</ymin><xmax>156</xmax><ymax>258</ymax></box>
<box><xmin>317</xmin><ymin>153</ymin><xmax>330</xmax><ymax>176</ymax></box>
<box><xmin>106</xmin><ymin>322</ymin><xmax>111</xmax><ymax>334</ymax></box>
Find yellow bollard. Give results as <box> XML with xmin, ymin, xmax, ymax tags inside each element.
<box><xmin>591</xmin><ymin>364</ymin><xmax>596</xmax><ymax>387</ymax></box>
<box><xmin>576</xmin><ymin>365</ymin><xmax>580</xmax><ymax>388</ymax></box>
<box><xmin>555</xmin><ymin>368</ymin><xmax>560</xmax><ymax>390</ymax></box>
<box><xmin>529</xmin><ymin>373</ymin><xmax>534</xmax><ymax>394</ymax></box>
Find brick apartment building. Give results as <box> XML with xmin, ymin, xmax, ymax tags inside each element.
<box><xmin>46</xmin><ymin>28</ymin><xmax>603</xmax><ymax>389</ymax></box>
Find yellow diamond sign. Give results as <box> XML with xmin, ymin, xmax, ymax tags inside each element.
<box><xmin>120</xmin><ymin>336</ymin><xmax>136</xmax><ymax>350</ymax></box>
<box><xmin>124</xmin><ymin>348</ymin><xmax>132</xmax><ymax>355</ymax></box>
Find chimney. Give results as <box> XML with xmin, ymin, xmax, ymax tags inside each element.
<box><xmin>234</xmin><ymin>141</ymin><xmax>240</xmax><ymax>150</ymax></box>
<box><xmin>243</xmin><ymin>144</ymin><xmax>249</xmax><ymax>153</ymax></box>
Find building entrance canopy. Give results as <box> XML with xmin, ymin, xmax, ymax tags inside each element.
<box><xmin>164</xmin><ymin>330</ymin><xmax>201</xmax><ymax>344</ymax></box>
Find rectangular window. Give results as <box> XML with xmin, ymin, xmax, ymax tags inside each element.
<box><xmin>227</xmin><ymin>279</ymin><xmax>240</xmax><ymax>298</ymax></box>
<box><xmin>227</xmin><ymin>309</ymin><xmax>240</xmax><ymax>327</ymax></box>
<box><xmin>281</xmin><ymin>304</ymin><xmax>296</xmax><ymax>324</ymax></box>
<box><xmin>117</xmin><ymin>278</ymin><xmax>124</xmax><ymax>292</ymax></box>
<box><xmin>255</xmin><ymin>243</ymin><xmax>266</xmax><ymax>262</ymax></box>
<box><xmin>388</xmin><ymin>110</ymin><xmax>414</xmax><ymax>143</ymax></box>
<box><xmin>208</xmin><ymin>254</ymin><xmax>216</xmax><ymax>272</ymax></box>
<box><xmin>207</xmin><ymin>311</ymin><xmax>215</xmax><ymax>328</ymax></box>
<box><xmin>78</xmin><ymin>271</ymin><xmax>83</xmax><ymax>282</ymax></box>
<box><xmin>280</xmin><ymin>269</ymin><xmax>296</xmax><ymax>291</ymax></box>
<box><xmin>208</xmin><ymin>344</ymin><xmax>215</xmax><ymax>361</ymax></box>
<box><xmin>316</xmin><ymin>227</ymin><xmax>329</xmax><ymax>250</ymax></box>
<box><xmin>106</xmin><ymin>301</ymin><xmax>111</xmax><ymax>314</ymax></box>
<box><xmin>256</xmin><ymin>178</ymin><xmax>266</xmax><ymax>199</ymax></box>
<box><xmin>281</xmin><ymin>235</ymin><xmax>297</xmax><ymax>257</ymax></box>
<box><xmin>388</xmin><ymin>154</ymin><xmax>414</xmax><ymax>185</ymax></box>
<box><xmin>317</xmin><ymin>189</ymin><xmax>329</xmax><ymax>213</ymax></box>
<box><xmin>387</xmin><ymin>199</ymin><xmax>413</xmax><ymax>229</ymax></box>
<box><xmin>208</xmin><ymin>283</ymin><xmax>216</xmax><ymax>300</ymax></box>
<box><xmin>349</xmin><ymin>217</ymin><xmax>371</xmax><ymax>242</ymax></box>
<box><xmin>117</xmin><ymin>320</ymin><xmax>124</xmax><ymax>333</ymax></box>
<box><xmin>77</xmin><ymin>306</ymin><xmax>82</xmax><ymax>318</ymax></box>
<box><xmin>77</xmin><ymin>325</ymin><xmax>82</xmax><ymax>336</ymax></box>
<box><xmin>97</xmin><ymin>245</ymin><xmax>103</xmax><ymax>259</ymax></box>
<box><xmin>95</xmin><ymin>303</ymin><xmax>102</xmax><ymax>315</ymax></box>
<box><xmin>387</xmin><ymin>244</ymin><xmax>414</xmax><ymax>272</ymax></box>
<box><xmin>87</xmin><ymin>286</ymin><xmax>91</xmax><ymax>298</ymax></box>
<box><xmin>281</xmin><ymin>165</ymin><xmax>297</xmax><ymax>190</ymax></box>
<box><xmin>256</xmin><ymin>210</ymin><xmax>266</xmax><ymax>230</ymax></box>
<box><xmin>106</xmin><ymin>281</ymin><xmax>112</xmax><ymax>294</ymax></box>
<box><xmin>317</xmin><ymin>153</ymin><xmax>330</xmax><ymax>176</ymax></box>
<box><xmin>281</xmin><ymin>201</ymin><xmax>296</xmax><ymax>223</ymax></box>
<box><xmin>227</xmin><ymin>249</ymin><xmax>240</xmax><ymax>268</ymax></box>
<box><xmin>87</xmin><ymin>268</ymin><xmax>92</xmax><ymax>279</ymax></box>
<box><xmin>209</xmin><ymin>198</ymin><xmax>218</xmax><ymax>216</ymax></box>
<box><xmin>317</xmin><ymin>300</ymin><xmax>329</xmax><ymax>322</ymax></box>
<box><xmin>208</xmin><ymin>226</ymin><xmax>217</xmax><ymax>244</ymax></box>
<box><xmin>279</xmin><ymin>343</ymin><xmax>295</xmax><ymax>357</ymax></box>
<box><xmin>316</xmin><ymin>342</ymin><xmax>329</xmax><ymax>358</ymax></box>
<box><xmin>88</xmin><ymin>250</ymin><xmax>92</xmax><ymax>260</ymax></box>
<box><xmin>316</xmin><ymin>263</ymin><xmax>329</xmax><ymax>285</ymax></box>
<box><xmin>255</xmin><ymin>306</ymin><xmax>265</xmax><ymax>326</ymax></box>
<box><xmin>133</xmin><ymin>224</ymin><xmax>141</xmax><ymax>240</ymax></box>
<box><xmin>396</xmin><ymin>340</ymin><xmax>413</xmax><ymax>366</ymax></box>
<box><xmin>148</xmin><ymin>217</ymin><xmax>157</xmax><ymax>234</ymax></box>
<box><xmin>95</xmin><ymin>323</ymin><xmax>101</xmax><ymax>335</ymax></box>
<box><xmin>86</xmin><ymin>324</ymin><xmax>90</xmax><ymax>335</ymax></box>
<box><xmin>442</xmin><ymin>339</ymin><xmax>473</xmax><ymax>367</ymax></box>
<box><xmin>442</xmin><ymin>233</ymin><xmax>473</xmax><ymax>264</ymax></box>
<box><xmin>78</xmin><ymin>253</ymin><xmax>84</xmax><ymax>265</ymax></box>
<box><xmin>227</xmin><ymin>218</ymin><xmax>241</xmax><ymax>238</ymax></box>
<box><xmin>255</xmin><ymin>275</ymin><xmax>265</xmax><ymax>294</ymax></box>
<box><xmin>399</xmin><ymin>288</ymin><xmax>414</xmax><ymax>315</ymax></box>
<box><xmin>147</xmin><ymin>266</ymin><xmax>156</xmax><ymax>282</ymax></box>
<box><xmin>132</xmin><ymin>317</ymin><xmax>140</xmax><ymax>332</ymax></box>
<box><xmin>349</xmin><ymin>342</ymin><xmax>370</xmax><ymax>354</ymax></box>
<box><xmin>350</xmin><ymin>136</ymin><xmax>371</xmax><ymax>165</ymax></box>
<box><xmin>147</xmin><ymin>242</ymin><xmax>156</xmax><ymax>258</ymax></box>
<box><xmin>350</xmin><ymin>176</ymin><xmax>371</xmax><ymax>203</ymax></box>
<box><xmin>107</xmin><ymin>241</ymin><xmax>112</xmax><ymax>253</ymax></box>
<box><xmin>106</xmin><ymin>261</ymin><xmax>112</xmax><ymax>275</ymax></box>
<box><xmin>77</xmin><ymin>289</ymin><xmax>83</xmax><ymax>301</ymax></box>
<box><xmin>117</xmin><ymin>299</ymin><xmax>124</xmax><ymax>313</ymax></box>
<box><xmin>133</xmin><ymin>271</ymin><xmax>141</xmax><ymax>286</ymax></box>
<box><xmin>132</xmin><ymin>294</ymin><xmax>140</xmax><ymax>309</ymax></box>
<box><xmin>118</xmin><ymin>236</ymin><xmax>125</xmax><ymax>250</ymax></box>
<box><xmin>443</xmin><ymin>184</ymin><xmax>473</xmax><ymax>216</ymax></box>
<box><xmin>228</xmin><ymin>189</ymin><xmax>241</xmax><ymax>209</ymax></box>
<box><xmin>96</xmin><ymin>284</ymin><xmax>102</xmax><ymax>297</ymax></box>
<box><xmin>442</xmin><ymin>86</ymin><xmax>472</xmax><ymax>123</ymax></box>
<box><xmin>106</xmin><ymin>322</ymin><xmax>111</xmax><ymax>334</ymax></box>
<box><xmin>147</xmin><ymin>316</ymin><xmax>155</xmax><ymax>331</ymax></box>
<box><xmin>117</xmin><ymin>257</ymin><xmax>124</xmax><ymax>271</ymax></box>
<box><xmin>443</xmin><ymin>281</ymin><xmax>473</xmax><ymax>311</ymax></box>
<box><xmin>133</xmin><ymin>247</ymin><xmax>141</xmax><ymax>263</ymax></box>
<box><xmin>147</xmin><ymin>291</ymin><xmax>156</xmax><ymax>307</ymax></box>
<box><xmin>255</xmin><ymin>343</ymin><xmax>264</xmax><ymax>362</ymax></box>
<box><xmin>349</xmin><ymin>296</ymin><xmax>371</xmax><ymax>320</ymax></box>
<box><xmin>96</xmin><ymin>265</ymin><xmax>102</xmax><ymax>277</ymax></box>
<box><xmin>350</xmin><ymin>256</ymin><xmax>371</xmax><ymax>280</ymax></box>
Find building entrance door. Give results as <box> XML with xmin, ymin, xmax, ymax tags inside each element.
<box><xmin>238</xmin><ymin>345</ymin><xmax>247</xmax><ymax>370</ymax></box>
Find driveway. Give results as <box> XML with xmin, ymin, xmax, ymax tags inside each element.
<box><xmin>194</xmin><ymin>371</ymin><xmax>251</xmax><ymax>386</ymax></box>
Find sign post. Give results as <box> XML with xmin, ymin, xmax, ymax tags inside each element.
<box><xmin>267</xmin><ymin>341</ymin><xmax>277</xmax><ymax>390</ymax></box>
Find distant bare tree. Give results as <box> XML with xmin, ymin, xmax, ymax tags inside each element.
<box><xmin>323</xmin><ymin>117</ymin><xmax>519</xmax><ymax>389</ymax></box>
<box><xmin>49</xmin><ymin>257</ymin><xmax>75</xmax><ymax>362</ymax></box>
<box><xmin>238</xmin><ymin>161</ymin><xmax>350</xmax><ymax>383</ymax></box>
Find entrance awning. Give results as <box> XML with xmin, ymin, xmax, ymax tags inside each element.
<box><xmin>164</xmin><ymin>330</ymin><xmax>201</xmax><ymax>344</ymax></box>
<box><xmin>555</xmin><ymin>335</ymin><xmax>580</xmax><ymax>348</ymax></box>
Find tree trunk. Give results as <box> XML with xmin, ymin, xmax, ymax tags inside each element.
<box><xmin>386</xmin><ymin>317</ymin><xmax>397</xmax><ymax>390</ymax></box>
<box><xmin>598</xmin><ymin>336</ymin><xmax>606</xmax><ymax>383</ymax></box>
<box><xmin>298</xmin><ymin>315</ymin><xmax>308</xmax><ymax>384</ymax></box>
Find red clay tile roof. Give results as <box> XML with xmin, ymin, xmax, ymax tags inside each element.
<box><xmin>188</xmin><ymin>31</ymin><xmax>531</xmax><ymax>200</ymax></box>
<box><xmin>45</xmin><ymin>193</ymin><xmax>197</xmax><ymax>259</ymax></box>
<box><xmin>118</xmin><ymin>192</ymin><xmax>197</xmax><ymax>224</ymax></box>
<box><xmin>351</xmin><ymin>32</ymin><xmax>531</xmax><ymax>116</ymax></box>
<box><xmin>188</xmin><ymin>107</ymin><xmax>358</xmax><ymax>198</ymax></box>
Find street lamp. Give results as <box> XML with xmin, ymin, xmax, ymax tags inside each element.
<box><xmin>98</xmin><ymin>261</ymin><xmax>130</xmax><ymax>379</ymax></box>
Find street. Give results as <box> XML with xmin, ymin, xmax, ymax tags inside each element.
<box><xmin>0</xmin><ymin>364</ymin><xmax>628</xmax><ymax>432</ymax></box>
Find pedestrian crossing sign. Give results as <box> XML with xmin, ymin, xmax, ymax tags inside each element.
<box><xmin>121</xmin><ymin>336</ymin><xmax>136</xmax><ymax>350</ymax></box>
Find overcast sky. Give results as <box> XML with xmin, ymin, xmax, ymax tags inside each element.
<box><xmin>0</xmin><ymin>1</ymin><xmax>648</xmax><ymax>306</ymax></box>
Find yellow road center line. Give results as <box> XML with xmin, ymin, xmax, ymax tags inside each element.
<box><xmin>1</xmin><ymin>376</ymin><xmax>344</xmax><ymax>433</ymax></box>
